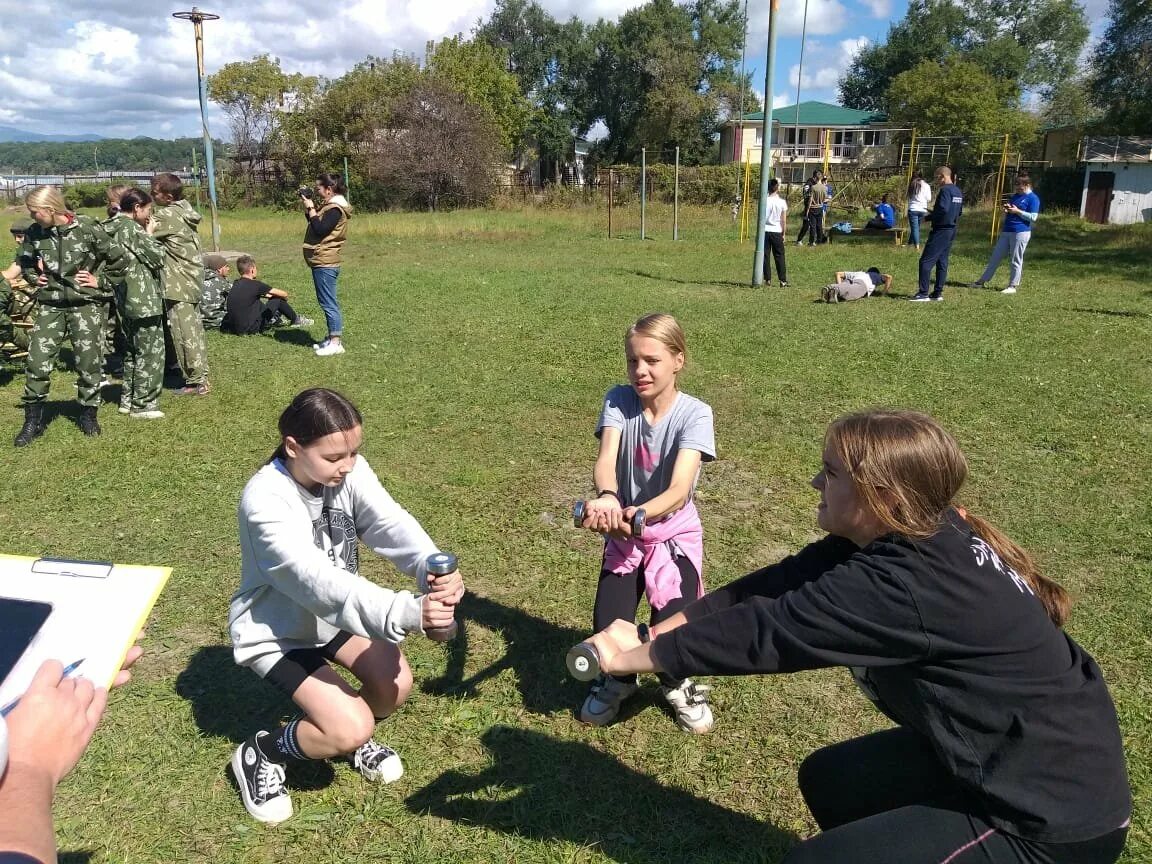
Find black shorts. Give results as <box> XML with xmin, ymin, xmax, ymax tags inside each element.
<box><xmin>264</xmin><ymin>631</ymin><xmax>354</xmax><ymax>696</ymax></box>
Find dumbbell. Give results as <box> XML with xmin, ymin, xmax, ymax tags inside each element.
<box><xmin>424</xmin><ymin>551</ymin><xmax>459</xmax><ymax>642</ymax></box>
<box><xmin>566</xmin><ymin>641</ymin><xmax>601</xmax><ymax>681</ymax></box>
<box><xmin>572</xmin><ymin>500</ymin><xmax>646</xmax><ymax>538</ymax></box>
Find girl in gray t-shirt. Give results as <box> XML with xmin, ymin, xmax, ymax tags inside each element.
<box><xmin>576</xmin><ymin>313</ymin><xmax>716</xmax><ymax>733</ymax></box>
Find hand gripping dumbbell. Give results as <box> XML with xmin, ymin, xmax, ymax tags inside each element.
<box><xmin>424</xmin><ymin>552</ymin><xmax>459</xmax><ymax>642</ymax></box>
<box><xmin>566</xmin><ymin>623</ymin><xmax>649</xmax><ymax>682</ymax></box>
<box><xmin>572</xmin><ymin>500</ymin><xmax>646</xmax><ymax>538</ymax></box>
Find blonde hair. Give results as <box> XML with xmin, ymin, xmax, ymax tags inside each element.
<box><xmin>25</xmin><ymin>186</ymin><xmax>68</xmax><ymax>215</ymax></box>
<box><xmin>626</xmin><ymin>313</ymin><xmax>688</xmax><ymax>362</ymax></box>
<box><xmin>826</xmin><ymin>409</ymin><xmax>1071</xmax><ymax>626</ymax></box>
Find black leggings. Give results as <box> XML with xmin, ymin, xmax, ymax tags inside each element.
<box><xmin>593</xmin><ymin>555</ymin><xmax>700</xmax><ymax>687</ymax></box>
<box><xmin>783</xmin><ymin>727</ymin><xmax>1127</xmax><ymax>864</ymax></box>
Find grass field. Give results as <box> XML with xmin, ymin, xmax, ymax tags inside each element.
<box><xmin>1</xmin><ymin>202</ymin><xmax>1149</xmax><ymax>863</ymax></box>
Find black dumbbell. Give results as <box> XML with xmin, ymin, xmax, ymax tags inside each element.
<box><xmin>424</xmin><ymin>552</ymin><xmax>459</xmax><ymax>642</ymax></box>
<box><xmin>572</xmin><ymin>500</ymin><xmax>646</xmax><ymax>538</ymax></box>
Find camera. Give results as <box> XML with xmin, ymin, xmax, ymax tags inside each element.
<box><xmin>297</xmin><ymin>186</ymin><xmax>314</xmax><ymax>199</ymax></box>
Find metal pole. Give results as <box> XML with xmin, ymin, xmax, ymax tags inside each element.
<box><xmin>192</xmin><ymin>148</ymin><xmax>202</xmax><ymax>208</ymax></box>
<box><xmin>640</xmin><ymin>147</ymin><xmax>646</xmax><ymax>241</ymax></box>
<box><xmin>607</xmin><ymin>169</ymin><xmax>613</xmax><ymax>238</ymax></box>
<box><xmin>752</xmin><ymin>0</ymin><xmax>780</xmax><ymax>285</ymax></box>
<box><xmin>733</xmin><ymin>0</ymin><xmax>749</xmax><ymax>202</ymax></box>
<box><xmin>343</xmin><ymin>156</ymin><xmax>350</xmax><ymax>193</ymax></box>
<box><xmin>793</xmin><ymin>0</ymin><xmax>810</xmax><ymax>176</ymax></box>
<box><xmin>174</xmin><ymin>8</ymin><xmax>221</xmax><ymax>252</ymax></box>
<box><xmin>674</xmin><ymin>146</ymin><xmax>680</xmax><ymax>241</ymax></box>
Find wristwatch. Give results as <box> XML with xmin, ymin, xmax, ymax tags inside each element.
<box><xmin>636</xmin><ymin>622</ymin><xmax>651</xmax><ymax>644</ymax></box>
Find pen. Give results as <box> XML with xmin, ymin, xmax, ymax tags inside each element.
<box><xmin>0</xmin><ymin>658</ymin><xmax>86</xmax><ymax>718</ymax></box>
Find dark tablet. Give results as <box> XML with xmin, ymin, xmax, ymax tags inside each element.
<box><xmin>0</xmin><ymin>597</ymin><xmax>53</xmax><ymax>684</ymax></box>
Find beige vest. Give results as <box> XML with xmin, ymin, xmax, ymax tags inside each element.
<box><xmin>302</xmin><ymin>200</ymin><xmax>350</xmax><ymax>268</ymax></box>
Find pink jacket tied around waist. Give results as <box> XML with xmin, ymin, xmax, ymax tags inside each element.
<box><xmin>604</xmin><ymin>499</ymin><xmax>704</xmax><ymax>610</ymax></box>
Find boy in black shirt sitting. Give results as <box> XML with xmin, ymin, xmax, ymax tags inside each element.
<box><xmin>221</xmin><ymin>255</ymin><xmax>313</xmax><ymax>335</ymax></box>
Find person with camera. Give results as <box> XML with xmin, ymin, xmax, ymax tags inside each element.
<box><xmin>300</xmin><ymin>174</ymin><xmax>352</xmax><ymax>357</ymax></box>
<box><xmin>971</xmin><ymin>171</ymin><xmax>1040</xmax><ymax>295</ymax></box>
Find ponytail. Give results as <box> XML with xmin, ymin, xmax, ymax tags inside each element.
<box><xmin>960</xmin><ymin>508</ymin><xmax>1071</xmax><ymax>627</ymax></box>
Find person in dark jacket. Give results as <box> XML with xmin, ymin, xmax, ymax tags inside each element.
<box><xmin>583</xmin><ymin>409</ymin><xmax>1131</xmax><ymax>864</ymax></box>
<box><xmin>912</xmin><ymin>166</ymin><xmax>963</xmax><ymax>301</ymax></box>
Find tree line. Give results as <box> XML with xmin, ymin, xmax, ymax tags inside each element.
<box><xmin>839</xmin><ymin>0</ymin><xmax>1150</xmax><ymax>141</ymax></box>
<box><xmin>0</xmin><ymin>138</ymin><xmax>213</xmax><ymax>175</ymax></box>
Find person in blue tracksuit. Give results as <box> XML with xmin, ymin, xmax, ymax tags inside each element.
<box><xmin>972</xmin><ymin>171</ymin><xmax>1040</xmax><ymax>295</ymax></box>
<box><xmin>912</xmin><ymin>167</ymin><xmax>963</xmax><ymax>302</ymax></box>
<box><xmin>865</xmin><ymin>194</ymin><xmax>895</xmax><ymax>230</ymax></box>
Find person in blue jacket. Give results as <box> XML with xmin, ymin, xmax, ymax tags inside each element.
<box><xmin>865</xmin><ymin>193</ymin><xmax>895</xmax><ymax>230</ymax></box>
<box><xmin>912</xmin><ymin>166</ymin><xmax>963</xmax><ymax>302</ymax></box>
<box><xmin>972</xmin><ymin>171</ymin><xmax>1040</xmax><ymax>295</ymax></box>
<box><xmin>583</xmin><ymin>408</ymin><xmax>1130</xmax><ymax>864</ymax></box>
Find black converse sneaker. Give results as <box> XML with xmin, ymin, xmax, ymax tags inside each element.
<box><xmin>231</xmin><ymin>732</ymin><xmax>293</xmax><ymax>824</ymax></box>
<box><xmin>347</xmin><ymin>740</ymin><xmax>404</xmax><ymax>783</ymax></box>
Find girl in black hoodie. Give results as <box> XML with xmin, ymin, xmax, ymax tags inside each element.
<box><xmin>585</xmin><ymin>409</ymin><xmax>1130</xmax><ymax>864</ymax></box>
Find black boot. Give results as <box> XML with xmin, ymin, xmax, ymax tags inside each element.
<box><xmin>14</xmin><ymin>403</ymin><xmax>45</xmax><ymax>447</ymax></box>
<box><xmin>78</xmin><ymin>405</ymin><xmax>101</xmax><ymax>437</ymax></box>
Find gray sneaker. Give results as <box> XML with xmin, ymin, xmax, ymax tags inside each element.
<box><xmin>579</xmin><ymin>675</ymin><xmax>639</xmax><ymax>726</ymax></box>
<box><xmin>661</xmin><ymin>678</ymin><xmax>714</xmax><ymax>734</ymax></box>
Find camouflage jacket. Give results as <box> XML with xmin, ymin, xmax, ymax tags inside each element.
<box><xmin>18</xmin><ymin>214</ymin><xmax>128</xmax><ymax>305</ymax></box>
<box><xmin>102</xmin><ymin>215</ymin><xmax>165</xmax><ymax>319</ymax></box>
<box><xmin>152</xmin><ymin>199</ymin><xmax>204</xmax><ymax>303</ymax></box>
<box><xmin>200</xmin><ymin>268</ymin><xmax>229</xmax><ymax>328</ymax></box>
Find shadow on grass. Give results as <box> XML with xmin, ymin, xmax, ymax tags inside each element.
<box><xmin>59</xmin><ymin>853</ymin><xmax>94</xmax><ymax>864</ymax></box>
<box><xmin>407</xmin><ymin>725</ymin><xmax>798</xmax><ymax>864</ymax></box>
<box><xmin>421</xmin><ymin>592</ymin><xmax>591</xmax><ymax>717</ymax></box>
<box><xmin>175</xmin><ymin>646</ymin><xmax>336</xmax><ymax>792</ymax></box>
<box><xmin>1065</xmin><ymin>306</ymin><xmax>1151</xmax><ymax>320</ymax></box>
<box><xmin>271</xmin><ymin>328</ymin><xmax>318</xmax><ymax>347</ymax></box>
<box><xmin>625</xmin><ymin>269</ymin><xmax>749</xmax><ymax>289</ymax></box>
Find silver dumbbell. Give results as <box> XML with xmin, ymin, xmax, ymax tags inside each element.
<box><xmin>572</xmin><ymin>500</ymin><xmax>646</xmax><ymax>538</ymax></box>
<box><xmin>424</xmin><ymin>552</ymin><xmax>459</xmax><ymax>642</ymax></box>
<box><xmin>566</xmin><ymin>641</ymin><xmax>601</xmax><ymax>681</ymax></box>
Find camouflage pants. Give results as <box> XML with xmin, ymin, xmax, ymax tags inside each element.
<box><xmin>121</xmin><ymin>315</ymin><xmax>165</xmax><ymax>412</ymax></box>
<box><xmin>165</xmin><ymin>299</ymin><xmax>209</xmax><ymax>385</ymax></box>
<box><xmin>1</xmin><ymin>284</ymin><xmax>37</xmax><ymax>353</ymax></box>
<box><xmin>23</xmin><ymin>302</ymin><xmax>108</xmax><ymax>407</ymax></box>
<box><xmin>103</xmin><ymin>297</ymin><xmax>126</xmax><ymax>362</ymax></box>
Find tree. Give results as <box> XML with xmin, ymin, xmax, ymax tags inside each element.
<box><xmin>1089</xmin><ymin>0</ymin><xmax>1152</xmax><ymax>133</ymax></box>
<box><xmin>885</xmin><ymin>57</ymin><xmax>1038</xmax><ymax>154</ymax></box>
<box><xmin>839</xmin><ymin>0</ymin><xmax>1088</xmax><ymax>111</ymax></box>
<box><xmin>369</xmin><ymin>79</ymin><xmax>505</xmax><ymax>211</ymax></box>
<box><xmin>425</xmin><ymin>36</ymin><xmax>530</xmax><ymax>151</ymax></box>
<box><xmin>207</xmin><ymin>55</ymin><xmax>316</xmax><ymax>187</ymax></box>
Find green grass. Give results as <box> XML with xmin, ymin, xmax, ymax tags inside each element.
<box><xmin>1</xmin><ymin>203</ymin><xmax>1149</xmax><ymax>863</ymax></box>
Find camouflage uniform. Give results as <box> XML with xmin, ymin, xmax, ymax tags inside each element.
<box><xmin>102</xmin><ymin>215</ymin><xmax>166</xmax><ymax>412</ymax></box>
<box><xmin>18</xmin><ymin>214</ymin><xmax>127</xmax><ymax>407</ymax></box>
<box><xmin>200</xmin><ymin>266</ymin><xmax>230</xmax><ymax>330</ymax></box>
<box><xmin>96</xmin><ymin>216</ymin><xmax>126</xmax><ymax>367</ymax></box>
<box><xmin>1</xmin><ymin>271</ymin><xmax>38</xmax><ymax>356</ymax></box>
<box><xmin>153</xmin><ymin>199</ymin><xmax>209</xmax><ymax>386</ymax></box>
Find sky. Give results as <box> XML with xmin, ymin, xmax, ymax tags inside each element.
<box><xmin>0</xmin><ymin>0</ymin><xmax>1111</xmax><ymax>142</ymax></box>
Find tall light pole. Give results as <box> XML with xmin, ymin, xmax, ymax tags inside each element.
<box><xmin>751</xmin><ymin>0</ymin><xmax>780</xmax><ymax>285</ymax></box>
<box><xmin>732</xmin><ymin>0</ymin><xmax>749</xmax><ymax>202</ymax></box>
<box><xmin>173</xmin><ymin>7</ymin><xmax>221</xmax><ymax>252</ymax></box>
<box><xmin>793</xmin><ymin>0</ymin><xmax>810</xmax><ymax>174</ymax></box>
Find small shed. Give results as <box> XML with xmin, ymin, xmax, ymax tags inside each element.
<box><xmin>1080</xmin><ymin>136</ymin><xmax>1152</xmax><ymax>225</ymax></box>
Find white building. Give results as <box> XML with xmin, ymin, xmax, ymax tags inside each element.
<box><xmin>1080</xmin><ymin>136</ymin><xmax>1152</xmax><ymax>225</ymax></box>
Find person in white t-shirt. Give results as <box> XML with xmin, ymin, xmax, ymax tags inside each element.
<box><xmin>762</xmin><ymin>178</ymin><xmax>789</xmax><ymax>287</ymax></box>
<box><xmin>906</xmin><ymin>170</ymin><xmax>932</xmax><ymax>250</ymax></box>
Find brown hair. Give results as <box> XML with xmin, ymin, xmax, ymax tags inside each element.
<box><xmin>151</xmin><ymin>172</ymin><xmax>184</xmax><ymax>200</ymax></box>
<box><xmin>627</xmin><ymin>313</ymin><xmax>687</xmax><ymax>361</ymax></box>
<box><xmin>826</xmin><ymin>409</ymin><xmax>1071</xmax><ymax>626</ymax></box>
<box><xmin>236</xmin><ymin>254</ymin><xmax>256</xmax><ymax>275</ymax></box>
<box><xmin>274</xmin><ymin>388</ymin><xmax>363</xmax><ymax>460</ymax></box>
<box><xmin>105</xmin><ymin>183</ymin><xmax>130</xmax><ymax>217</ymax></box>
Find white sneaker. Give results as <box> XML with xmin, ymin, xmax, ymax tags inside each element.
<box><xmin>970</xmin><ymin>281</ymin><xmax>986</xmax><ymax>288</ymax></box>
<box><xmin>129</xmin><ymin>410</ymin><xmax>165</xmax><ymax>419</ymax></box>
<box><xmin>661</xmin><ymin>678</ymin><xmax>714</xmax><ymax>734</ymax></box>
<box><xmin>347</xmin><ymin>740</ymin><xmax>404</xmax><ymax>783</ymax></box>
<box><xmin>314</xmin><ymin>341</ymin><xmax>345</xmax><ymax>356</ymax></box>
<box><xmin>312</xmin><ymin>339</ymin><xmax>327</xmax><ymax>349</ymax></box>
<box><xmin>1000</xmin><ymin>286</ymin><xmax>1017</xmax><ymax>294</ymax></box>
<box><xmin>231</xmin><ymin>733</ymin><xmax>293</xmax><ymax>824</ymax></box>
<box><xmin>579</xmin><ymin>675</ymin><xmax>639</xmax><ymax>726</ymax></box>
<box><xmin>291</xmin><ymin>316</ymin><xmax>315</xmax><ymax>328</ymax></box>
<box><xmin>117</xmin><ymin>405</ymin><xmax>130</xmax><ymax>415</ymax></box>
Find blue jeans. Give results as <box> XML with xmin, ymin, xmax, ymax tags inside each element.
<box><xmin>311</xmin><ymin>266</ymin><xmax>342</xmax><ymax>338</ymax></box>
<box><xmin>907</xmin><ymin>211</ymin><xmax>924</xmax><ymax>247</ymax></box>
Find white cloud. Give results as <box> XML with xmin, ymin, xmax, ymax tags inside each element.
<box><xmin>746</xmin><ymin>0</ymin><xmax>851</xmax><ymax>40</ymax></box>
<box><xmin>773</xmin><ymin>92</ymin><xmax>792</xmax><ymax>109</ymax></box>
<box><xmin>782</xmin><ymin>36</ymin><xmax>870</xmax><ymax>100</ymax></box>
<box><xmin>863</xmin><ymin>0</ymin><xmax>893</xmax><ymax>17</ymax></box>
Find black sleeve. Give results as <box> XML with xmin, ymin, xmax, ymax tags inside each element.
<box><xmin>653</xmin><ymin>549</ymin><xmax>930</xmax><ymax>680</ymax></box>
<box><xmin>0</xmin><ymin>853</ymin><xmax>47</xmax><ymax>864</ymax></box>
<box><xmin>253</xmin><ymin>279</ymin><xmax>276</xmax><ymax>295</ymax></box>
<box><xmin>306</xmin><ymin>208</ymin><xmax>341</xmax><ymax>239</ymax></box>
<box><xmin>691</xmin><ymin>535</ymin><xmax>856</xmax><ymax>616</ymax></box>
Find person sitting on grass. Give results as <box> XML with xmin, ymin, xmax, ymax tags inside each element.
<box><xmin>221</xmin><ymin>255</ymin><xmax>313</xmax><ymax>336</ymax></box>
<box><xmin>865</xmin><ymin>193</ymin><xmax>896</xmax><ymax>230</ymax></box>
<box><xmin>821</xmin><ymin>267</ymin><xmax>891</xmax><ymax>303</ymax></box>
<box><xmin>200</xmin><ymin>254</ymin><xmax>230</xmax><ymax>330</ymax></box>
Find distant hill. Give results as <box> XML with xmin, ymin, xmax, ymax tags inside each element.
<box><xmin>0</xmin><ymin>126</ymin><xmax>105</xmax><ymax>143</ymax></box>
